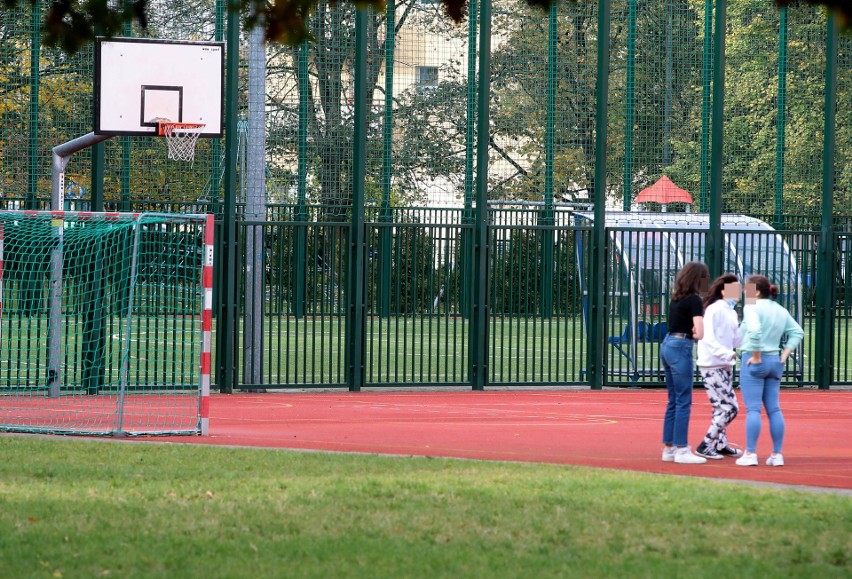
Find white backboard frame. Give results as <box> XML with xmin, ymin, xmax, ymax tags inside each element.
<box><xmin>95</xmin><ymin>37</ymin><xmax>224</xmax><ymax>137</ymax></box>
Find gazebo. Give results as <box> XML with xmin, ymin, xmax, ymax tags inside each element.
<box><xmin>635</xmin><ymin>176</ymin><xmax>693</xmax><ymax>212</ymax></box>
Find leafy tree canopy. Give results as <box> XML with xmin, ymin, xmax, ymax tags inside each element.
<box><xmin>5</xmin><ymin>0</ymin><xmax>850</xmax><ymax>53</ymax></box>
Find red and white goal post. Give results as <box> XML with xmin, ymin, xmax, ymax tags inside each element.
<box><xmin>0</xmin><ymin>210</ymin><xmax>214</xmax><ymax>436</ymax></box>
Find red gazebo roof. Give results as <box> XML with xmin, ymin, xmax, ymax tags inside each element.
<box><xmin>636</xmin><ymin>176</ymin><xmax>693</xmax><ymax>205</ymax></box>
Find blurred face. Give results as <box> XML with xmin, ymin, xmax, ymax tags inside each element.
<box><xmin>722</xmin><ymin>281</ymin><xmax>741</xmax><ymax>302</ymax></box>
<box><xmin>744</xmin><ymin>282</ymin><xmax>759</xmax><ymax>304</ymax></box>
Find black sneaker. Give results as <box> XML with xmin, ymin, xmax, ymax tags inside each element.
<box><xmin>695</xmin><ymin>442</ymin><xmax>723</xmax><ymax>460</ymax></box>
<box><xmin>717</xmin><ymin>445</ymin><xmax>743</xmax><ymax>457</ymax></box>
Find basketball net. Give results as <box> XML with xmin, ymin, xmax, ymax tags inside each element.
<box><xmin>159</xmin><ymin>122</ymin><xmax>206</xmax><ymax>165</ymax></box>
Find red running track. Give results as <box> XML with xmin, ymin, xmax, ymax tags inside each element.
<box><xmin>158</xmin><ymin>389</ymin><xmax>852</xmax><ymax>491</ymax></box>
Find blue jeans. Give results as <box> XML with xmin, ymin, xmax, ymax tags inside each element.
<box><xmin>660</xmin><ymin>335</ymin><xmax>696</xmax><ymax>447</ymax></box>
<box><xmin>739</xmin><ymin>353</ymin><xmax>784</xmax><ymax>454</ymax></box>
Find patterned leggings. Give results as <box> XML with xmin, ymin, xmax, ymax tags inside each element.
<box><xmin>699</xmin><ymin>367</ymin><xmax>739</xmax><ymax>450</ymax></box>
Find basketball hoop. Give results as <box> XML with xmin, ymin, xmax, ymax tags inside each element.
<box><xmin>158</xmin><ymin>121</ymin><xmax>206</xmax><ymax>164</ymax></box>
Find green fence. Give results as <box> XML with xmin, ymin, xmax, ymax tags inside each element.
<box><xmin>0</xmin><ymin>0</ymin><xmax>850</xmax><ymax>390</ymax></box>
<box><xmin>226</xmin><ymin>211</ymin><xmax>849</xmax><ymax>388</ymax></box>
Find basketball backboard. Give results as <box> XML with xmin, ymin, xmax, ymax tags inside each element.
<box><xmin>95</xmin><ymin>38</ymin><xmax>224</xmax><ymax>137</ymax></box>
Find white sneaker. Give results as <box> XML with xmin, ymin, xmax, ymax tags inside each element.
<box><xmin>674</xmin><ymin>447</ymin><xmax>707</xmax><ymax>464</ymax></box>
<box><xmin>766</xmin><ymin>453</ymin><xmax>784</xmax><ymax>467</ymax></box>
<box><xmin>736</xmin><ymin>452</ymin><xmax>758</xmax><ymax>466</ymax></box>
<box><xmin>662</xmin><ymin>446</ymin><xmax>676</xmax><ymax>462</ymax></box>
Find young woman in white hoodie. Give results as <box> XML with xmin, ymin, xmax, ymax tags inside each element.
<box><xmin>695</xmin><ymin>273</ymin><xmax>744</xmax><ymax>460</ymax></box>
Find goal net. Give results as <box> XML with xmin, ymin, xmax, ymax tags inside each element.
<box><xmin>0</xmin><ymin>211</ymin><xmax>214</xmax><ymax>436</ymax></box>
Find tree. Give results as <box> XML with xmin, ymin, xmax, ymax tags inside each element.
<box><xmin>397</xmin><ymin>0</ymin><xmax>701</xmax><ymax>206</ymax></box>
<box><xmin>262</xmin><ymin>0</ymin><xmax>440</xmax><ymax>219</ymax></box>
<box><xmin>0</xmin><ymin>9</ymin><xmax>97</xmax><ymax>201</ymax></box>
<box><xmin>663</xmin><ymin>1</ymin><xmax>852</xmax><ymax>217</ymax></box>
<box><xmin>3</xmin><ymin>0</ymin><xmax>849</xmax><ymax>54</ymax></box>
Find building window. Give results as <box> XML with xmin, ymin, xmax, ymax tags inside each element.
<box><xmin>416</xmin><ymin>66</ymin><xmax>439</xmax><ymax>89</ymax></box>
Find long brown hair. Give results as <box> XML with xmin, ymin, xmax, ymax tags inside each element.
<box><xmin>672</xmin><ymin>261</ymin><xmax>709</xmax><ymax>302</ymax></box>
<box><xmin>703</xmin><ymin>273</ymin><xmax>739</xmax><ymax>310</ymax></box>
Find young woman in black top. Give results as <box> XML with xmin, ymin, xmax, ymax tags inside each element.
<box><xmin>660</xmin><ymin>261</ymin><xmax>709</xmax><ymax>464</ymax></box>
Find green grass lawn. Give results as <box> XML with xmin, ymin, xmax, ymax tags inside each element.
<box><xmin>1</xmin><ymin>437</ymin><xmax>849</xmax><ymax>578</ymax></box>
<box><xmin>238</xmin><ymin>314</ymin><xmax>590</xmax><ymax>386</ymax></box>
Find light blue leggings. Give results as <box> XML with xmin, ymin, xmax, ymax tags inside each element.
<box><xmin>739</xmin><ymin>353</ymin><xmax>784</xmax><ymax>454</ymax></box>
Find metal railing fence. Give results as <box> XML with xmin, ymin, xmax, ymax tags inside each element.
<box><xmin>210</xmin><ymin>208</ymin><xmax>852</xmax><ymax>389</ymax></box>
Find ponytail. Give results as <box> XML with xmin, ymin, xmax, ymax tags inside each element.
<box><xmin>748</xmin><ymin>274</ymin><xmax>778</xmax><ymax>299</ymax></box>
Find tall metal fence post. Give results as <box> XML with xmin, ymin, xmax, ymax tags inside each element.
<box><xmin>663</xmin><ymin>1</ymin><xmax>673</xmax><ymax>171</ymax></box>
<box><xmin>816</xmin><ymin>14</ymin><xmax>838</xmax><ymax>390</ymax></box>
<box><xmin>470</xmin><ymin>0</ymin><xmax>491</xmax><ymax>390</ymax></box>
<box><xmin>22</xmin><ymin>4</ymin><xmax>42</xmax><ymax>322</ymax></box>
<box><xmin>623</xmin><ymin>0</ymin><xmax>635</xmax><ymax>212</ymax></box>
<box><xmin>346</xmin><ymin>8</ymin><xmax>368</xmax><ymax>391</ymax></box>
<box><xmin>83</xmin><ymin>136</ymin><xmax>106</xmax><ymax>394</ymax></box>
<box><xmin>91</xmin><ymin>111</ymin><xmax>104</xmax><ymax>211</ymax></box>
<box><xmin>244</xmin><ymin>18</ymin><xmax>266</xmax><ymax>388</ymax></box>
<box><xmin>707</xmin><ymin>0</ymin><xmax>726</xmax><ymax>278</ymax></box>
<box><xmin>119</xmin><ymin>18</ymin><xmax>133</xmax><ymax>212</ymax></box>
<box><xmin>378</xmin><ymin>0</ymin><xmax>396</xmax><ymax>318</ymax></box>
<box><xmin>461</xmin><ymin>0</ymin><xmax>478</xmax><ymax>320</ymax></box>
<box><xmin>773</xmin><ymin>8</ymin><xmax>788</xmax><ymax>230</ymax></box>
<box><xmin>216</xmin><ymin>0</ymin><xmax>241</xmax><ymax>393</ymax></box>
<box><xmin>699</xmin><ymin>0</ymin><xmax>712</xmax><ymax>212</ymax></box>
<box><xmin>86</xmin><ymin>62</ymin><xmax>107</xmax><ymax>394</ymax></box>
<box><xmin>91</xmin><ymin>148</ymin><xmax>105</xmax><ymax>211</ymax></box>
<box><xmin>588</xmin><ymin>0</ymin><xmax>611</xmax><ymax>390</ymax></box>
<box><xmin>120</xmin><ymin>136</ymin><xmax>131</xmax><ymax>212</ymax></box>
<box><xmin>540</xmin><ymin>2</ymin><xmax>556</xmax><ymax>319</ymax></box>
<box><xmin>90</xmin><ymin>23</ymin><xmax>106</xmax><ymax>212</ymax></box>
<box><xmin>294</xmin><ymin>41</ymin><xmax>309</xmax><ymax>319</ymax></box>
<box><xmin>212</xmin><ymin>0</ymin><xmax>224</xmax><ymax>214</ymax></box>
<box><xmin>27</xmin><ymin>0</ymin><xmax>40</xmax><ymax>211</ymax></box>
